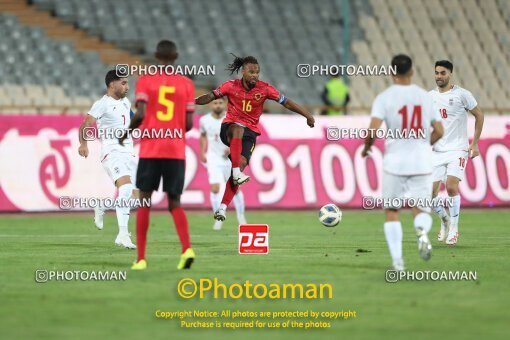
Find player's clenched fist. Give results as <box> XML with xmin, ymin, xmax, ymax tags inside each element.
<box><xmin>199</xmin><ymin>153</ymin><xmax>207</xmax><ymax>163</ymax></box>
<box><xmin>78</xmin><ymin>144</ymin><xmax>89</xmax><ymax>158</ymax></box>
<box><xmin>306</xmin><ymin>116</ymin><xmax>315</xmax><ymax>128</ymax></box>
<box><xmin>469</xmin><ymin>142</ymin><xmax>480</xmax><ymax>159</ymax></box>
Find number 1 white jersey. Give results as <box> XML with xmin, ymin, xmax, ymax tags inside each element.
<box><xmin>88</xmin><ymin>95</ymin><xmax>134</xmax><ymax>159</ymax></box>
<box><xmin>371</xmin><ymin>84</ymin><xmax>441</xmax><ymax>176</ymax></box>
<box><xmin>429</xmin><ymin>85</ymin><xmax>477</xmax><ymax>152</ymax></box>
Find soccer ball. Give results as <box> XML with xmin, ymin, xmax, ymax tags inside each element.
<box><xmin>319</xmin><ymin>204</ymin><xmax>342</xmax><ymax>227</ymax></box>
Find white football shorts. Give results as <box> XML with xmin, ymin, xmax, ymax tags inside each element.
<box><xmin>432</xmin><ymin>150</ymin><xmax>469</xmax><ymax>182</ymax></box>
<box><xmin>101</xmin><ymin>151</ymin><xmax>137</xmax><ymax>184</ymax></box>
<box><xmin>382</xmin><ymin>171</ymin><xmax>432</xmax><ymax>211</ymax></box>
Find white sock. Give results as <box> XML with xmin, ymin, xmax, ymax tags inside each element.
<box><xmin>384</xmin><ymin>221</ymin><xmax>403</xmax><ymax>262</ymax></box>
<box><xmin>449</xmin><ymin>195</ymin><xmax>461</xmax><ymax>228</ymax></box>
<box><xmin>220</xmin><ymin>203</ymin><xmax>227</xmax><ymax>211</ymax></box>
<box><xmin>210</xmin><ymin>192</ymin><xmax>221</xmax><ymax>212</ymax></box>
<box><xmin>233</xmin><ymin>167</ymin><xmax>241</xmax><ymax>177</ymax></box>
<box><xmin>116</xmin><ymin>183</ymin><xmax>134</xmax><ymax>235</ymax></box>
<box><xmin>233</xmin><ymin>190</ymin><xmax>245</xmax><ymax>217</ymax></box>
<box><xmin>414</xmin><ymin>212</ymin><xmax>433</xmax><ymax>233</ymax></box>
<box><xmin>432</xmin><ymin>198</ymin><xmax>448</xmax><ymax>224</ymax></box>
<box><xmin>95</xmin><ymin>198</ymin><xmax>107</xmax><ymax>212</ymax></box>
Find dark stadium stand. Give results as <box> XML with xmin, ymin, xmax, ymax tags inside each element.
<box><xmin>0</xmin><ymin>0</ymin><xmax>508</xmax><ymax>114</ymax></box>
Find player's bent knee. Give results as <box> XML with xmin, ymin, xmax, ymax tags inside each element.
<box><xmin>210</xmin><ymin>184</ymin><xmax>220</xmax><ymax>193</ymax></box>
<box><xmin>385</xmin><ymin>209</ymin><xmax>399</xmax><ymax>221</ymax></box>
<box><xmin>115</xmin><ymin>175</ymin><xmax>132</xmax><ymax>188</ymax></box>
<box><xmin>168</xmin><ymin>202</ymin><xmax>180</xmax><ymax>211</ymax></box>
<box><xmin>167</xmin><ymin>193</ymin><xmax>181</xmax><ymax>211</ymax></box>
<box><xmin>140</xmin><ymin>191</ymin><xmax>152</xmax><ymax>200</ymax></box>
<box><xmin>431</xmin><ymin>181</ymin><xmax>441</xmax><ymax>197</ymax></box>
<box><xmin>445</xmin><ymin>184</ymin><xmax>459</xmax><ymax>196</ymax></box>
<box><xmin>445</xmin><ymin>176</ymin><xmax>460</xmax><ymax>196</ymax></box>
<box><xmin>138</xmin><ymin>191</ymin><xmax>152</xmax><ymax>207</ymax></box>
<box><xmin>446</xmin><ymin>188</ymin><xmax>459</xmax><ymax>196</ymax></box>
<box><xmin>233</xmin><ymin>126</ymin><xmax>244</xmax><ymax>138</ymax></box>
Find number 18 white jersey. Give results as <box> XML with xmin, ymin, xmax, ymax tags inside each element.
<box><xmin>429</xmin><ymin>85</ymin><xmax>477</xmax><ymax>152</ymax></box>
<box><xmin>371</xmin><ymin>84</ymin><xmax>441</xmax><ymax>176</ymax></box>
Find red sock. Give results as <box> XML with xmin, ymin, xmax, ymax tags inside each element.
<box><xmin>230</xmin><ymin>137</ymin><xmax>242</xmax><ymax>168</ymax></box>
<box><xmin>170</xmin><ymin>207</ymin><xmax>191</xmax><ymax>253</ymax></box>
<box><xmin>221</xmin><ymin>176</ymin><xmax>239</xmax><ymax>206</ymax></box>
<box><xmin>136</xmin><ymin>207</ymin><xmax>150</xmax><ymax>262</ymax></box>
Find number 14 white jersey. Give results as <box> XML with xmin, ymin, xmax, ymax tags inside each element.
<box><xmin>371</xmin><ymin>84</ymin><xmax>441</xmax><ymax>176</ymax></box>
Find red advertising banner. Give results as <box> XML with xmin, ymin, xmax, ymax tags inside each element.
<box><xmin>0</xmin><ymin>115</ymin><xmax>508</xmax><ymax>211</ymax></box>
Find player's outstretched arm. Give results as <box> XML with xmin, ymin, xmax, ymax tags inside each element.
<box><xmin>282</xmin><ymin>98</ymin><xmax>315</xmax><ymax>127</ymax></box>
<box><xmin>195</xmin><ymin>92</ymin><xmax>216</xmax><ymax>105</ymax></box>
<box><xmin>469</xmin><ymin>106</ymin><xmax>484</xmax><ymax>158</ymax></box>
<box><xmin>430</xmin><ymin>120</ymin><xmax>444</xmax><ymax>145</ymax></box>
<box><xmin>78</xmin><ymin>114</ymin><xmax>96</xmax><ymax>158</ymax></box>
<box><xmin>361</xmin><ymin>117</ymin><xmax>383</xmax><ymax>157</ymax></box>
<box><xmin>120</xmin><ymin>101</ymin><xmax>146</xmax><ymax>145</ymax></box>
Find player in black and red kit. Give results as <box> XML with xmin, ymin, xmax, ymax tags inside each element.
<box><xmin>195</xmin><ymin>55</ymin><xmax>315</xmax><ymax>221</ymax></box>
<box><xmin>121</xmin><ymin>40</ymin><xmax>195</xmax><ymax>270</ymax></box>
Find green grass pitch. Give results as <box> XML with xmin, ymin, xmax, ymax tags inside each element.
<box><xmin>0</xmin><ymin>209</ymin><xmax>509</xmax><ymax>340</ymax></box>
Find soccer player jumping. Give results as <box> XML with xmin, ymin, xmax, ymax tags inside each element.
<box><xmin>199</xmin><ymin>97</ymin><xmax>247</xmax><ymax>230</ymax></box>
<box><xmin>195</xmin><ymin>55</ymin><xmax>315</xmax><ymax>221</ymax></box>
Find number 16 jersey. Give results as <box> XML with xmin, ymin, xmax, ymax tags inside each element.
<box><xmin>213</xmin><ymin>79</ymin><xmax>285</xmax><ymax>135</ymax></box>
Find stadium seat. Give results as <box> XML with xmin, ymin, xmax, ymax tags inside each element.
<box><xmin>356</xmin><ymin>0</ymin><xmax>510</xmax><ymax>113</ymax></box>
<box><xmin>0</xmin><ymin>13</ymin><xmax>110</xmax><ymax>114</ymax></box>
<box><xmin>24</xmin><ymin>0</ymin><xmax>353</xmax><ymax>110</ymax></box>
<box><xmin>1</xmin><ymin>1</ymin><xmax>508</xmax><ymax>114</ymax></box>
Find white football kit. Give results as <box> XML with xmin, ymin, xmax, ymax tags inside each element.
<box><xmin>88</xmin><ymin>95</ymin><xmax>137</xmax><ymax>183</ymax></box>
<box><xmin>199</xmin><ymin>113</ymin><xmax>231</xmax><ymax>184</ymax></box>
<box><xmin>371</xmin><ymin>84</ymin><xmax>441</xmax><ymax>209</ymax></box>
<box><xmin>429</xmin><ymin>85</ymin><xmax>477</xmax><ymax>182</ymax></box>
